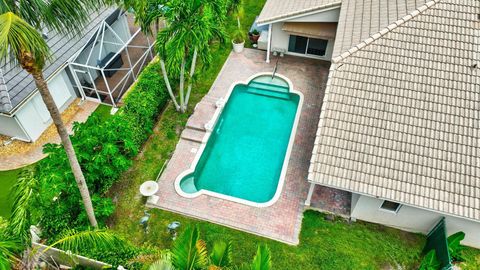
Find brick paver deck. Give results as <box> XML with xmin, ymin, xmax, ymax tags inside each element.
<box><xmin>148</xmin><ymin>49</ymin><xmax>330</xmax><ymax>244</ymax></box>
<box><xmin>309</xmin><ymin>185</ymin><xmax>352</xmax><ymax>217</ymax></box>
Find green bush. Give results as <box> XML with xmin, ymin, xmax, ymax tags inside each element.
<box><xmin>34</xmin><ymin>60</ymin><xmax>169</xmax><ymax>239</ymax></box>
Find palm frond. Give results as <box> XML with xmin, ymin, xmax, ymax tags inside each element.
<box><xmin>1</xmin><ymin>0</ymin><xmax>103</xmax><ymax>35</ymax></box>
<box><xmin>251</xmin><ymin>245</ymin><xmax>271</xmax><ymax>270</ymax></box>
<box><xmin>0</xmin><ymin>12</ymin><xmax>50</xmax><ymax>68</ymax></box>
<box><xmin>7</xmin><ymin>168</ymin><xmax>38</xmax><ymax>243</ymax></box>
<box><xmin>155</xmin><ymin>0</ymin><xmax>226</xmax><ymax>76</ymax></box>
<box><xmin>171</xmin><ymin>226</ymin><xmax>208</xmax><ymax>270</ymax></box>
<box><xmin>0</xmin><ymin>237</ymin><xmax>21</xmax><ymax>270</ymax></box>
<box><xmin>210</xmin><ymin>240</ymin><xmax>233</xmax><ymax>268</ymax></box>
<box><xmin>149</xmin><ymin>253</ymin><xmax>175</xmax><ymax>270</ymax></box>
<box><xmin>48</xmin><ymin>229</ymin><xmax>123</xmax><ymax>254</ymax></box>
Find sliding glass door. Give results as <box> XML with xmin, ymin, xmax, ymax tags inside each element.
<box><xmin>288</xmin><ymin>35</ymin><xmax>328</xmax><ymax>57</ymax></box>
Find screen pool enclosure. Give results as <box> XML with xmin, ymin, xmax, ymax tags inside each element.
<box><xmin>69</xmin><ymin>10</ymin><xmax>156</xmax><ymax>107</ymax></box>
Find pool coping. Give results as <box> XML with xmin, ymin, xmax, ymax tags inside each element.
<box><xmin>174</xmin><ymin>72</ymin><xmax>304</xmax><ymax>208</ymax></box>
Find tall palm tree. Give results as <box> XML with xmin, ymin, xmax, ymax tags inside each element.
<box><xmin>156</xmin><ymin>0</ymin><xmax>226</xmax><ymax>113</ymax></box>
<box><xmin>0</xmin><ymin>1</ymin><xmax>103</xmax><ymax>227</ymax></box>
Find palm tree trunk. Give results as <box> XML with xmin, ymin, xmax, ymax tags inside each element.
<box><xmin>31</xmin><ymin>71</ymin><xmax>98</xmax><ymax>228</ymax></box>
<box><xmin>179</xmin><ymin>57</ymin><xmax>186</xmax><ymax>113</ymax></box>
<box><xmin>160</xmin><ymin>59</ymin><xmax>181</xmax><ymax>111</ymax></box>
<box><xmin>184</xmin><ymin>48</ymin><xmax>198</xmax><ymax>110</ymax></box>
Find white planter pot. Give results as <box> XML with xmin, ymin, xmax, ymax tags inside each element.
<box><xmin>232</xmin><ymin>40</ymin><xmax>245</xmax><ymax>53</ymax></box>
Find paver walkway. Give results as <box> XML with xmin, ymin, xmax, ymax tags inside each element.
<box><xmin>0</xmin><ymin>99</ymin><xmax>99</xmax><ymax>171</ymax></box>
<box><xmin>149</xmin><ymin>49</ymin><xmax>330</xmax><ymax>244</ymax></box>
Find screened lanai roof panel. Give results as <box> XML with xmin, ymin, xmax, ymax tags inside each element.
<box><xmin>0</xmin><ymin>7</ymin><xmax>118</xmax><ymax>115</ymax></box>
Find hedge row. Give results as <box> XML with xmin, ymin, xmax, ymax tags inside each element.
<box><xmin>35</xmin><ymin>60</ymin><xmax>169</xmax><ymax>238</ymax></box>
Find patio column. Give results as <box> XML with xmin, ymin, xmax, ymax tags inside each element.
<box><xmin>305</xmin><ymin>182</ymin><xmax>316</xmax><ymax>206</ymax></box>
<box><xmin>266</xmin><ymin>23</ymin><xmax>272</xmax><ymax>63</ymax></box>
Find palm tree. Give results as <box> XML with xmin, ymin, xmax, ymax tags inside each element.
<box><xmin>0</xmin><ymin>1</ymin><xmax>103</xmax><ymax>227</ymax></box>
<box><xmin>156</xmin><ymin>0</ymin><xmax>226</xmax><ymax>113</ymax></box>
<box><xmin>149</xmin><ymin>226</ymin><xmax>271</xmax><ymax>270</ymax></box>
<box><xmin>113</xmin><ymin>0</ymin><xmax>182</xmax><ymax>111</ymax></box>
<box><xmin>0</xmin><ymin>226</ymin><xmax>121</xmax><ymax>270</ymax></box>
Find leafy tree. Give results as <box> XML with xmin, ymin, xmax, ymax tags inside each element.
<box><xmin>0</xmin><ymin>0</ymin><xmax>104</xmax><ymax>227</ymax></box>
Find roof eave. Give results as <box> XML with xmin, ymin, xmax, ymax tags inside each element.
<box><xmin>257</xmin><ymin>3</ymin><xmax>341</xmax><ymax>26</ymax></box>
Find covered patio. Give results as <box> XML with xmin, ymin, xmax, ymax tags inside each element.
<box><xmin>148</xmin><ymin>49</ymin><xmax>343</xmax><ymax>244</ymax></box>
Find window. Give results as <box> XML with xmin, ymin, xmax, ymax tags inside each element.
<box><xmin>380</xmin><ymin>200</ymin><xmax>401</xmax><ymax>213</ymax></box>
<box><xmin>288</xmin><ymin>35</ymin><xmax>328</xmax><ymax>57</ymax></box>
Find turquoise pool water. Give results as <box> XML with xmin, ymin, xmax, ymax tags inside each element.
<box><xmin>179</xmin><ymin>76</ymin><xmax>300</xmax><ymax>204</ymax></box>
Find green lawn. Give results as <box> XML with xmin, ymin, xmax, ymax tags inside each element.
<box><xmin>461</xmin><ymin>247</ymin><xmax>480</xmax><ymax>270</ymax></box>
<box><xmin>0</xmin><ymin>168</ymin><xmax>25</xmax><ymax>217</ymax></box>
<box><xmin>92</xmin><ymin>104</ymin><xmax>113</xmax><ymax>120</ymax></box>
<box><xmin>107</xmin><ymin>0</ymin><xmax>426</xmax><ymax>269</ymax></box>
<box><xmin>112</xmin><ymin>209</ymin><xmax>425</xmax><ymax>269</ymax></box>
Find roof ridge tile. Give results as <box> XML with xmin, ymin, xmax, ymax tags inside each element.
<box><xmin>332</xmin><ymin>0</ymin><xmax>440</xmax><ymax>64</ymax></box>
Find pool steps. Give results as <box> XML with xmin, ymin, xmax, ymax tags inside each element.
<box><xmin>181</xmin><ymin>128</ymin><xmax>206</xmax><ymax>143</ymax></box>
<box><xmin>180</xmin><ymin>176</ymin><xmax>198</xmax><ymax>193</ymax></box>
<box><xmin>247</xmin><ymin>87</ymin><xmax>291</xmax><ymax>100</ymax></box>
<box><xmin>249</xmin><ymin>81</ymin><xmax>289</xmax><ymax>92</ymax></box>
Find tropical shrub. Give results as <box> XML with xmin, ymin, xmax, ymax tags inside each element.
<box><xmin>32</xmin><ymin>60</ymin><xmax>169</xmax><ymax>239</ymax></box>
<box><xmin>419</xmin><ymin>250</ymin><xmax>440</xmax><ymax>270</ymax></box>
<box><xmin>447</xmin><ymin>231</ymin><xmax>466</xmax><ymax>262</ymax></box>
<box><xmin>149</xmin><ymin>226</ymin><xmax>272</xmax><ymax>270</ymax></box>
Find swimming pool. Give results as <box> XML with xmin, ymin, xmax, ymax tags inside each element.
<box><xmin>175</xmin><ymin>73</ymin><xmax>303</xmax><ymax>206</ymax></box>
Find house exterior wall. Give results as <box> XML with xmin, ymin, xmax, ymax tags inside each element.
<box><xmin>351</xmin><ymin>194</ymin><xmax>480</xmax><ymax>248</ymax></box>
<box><xmin>271</xmin><ymin>22</ymin><xmax>336</xmax><ymax>61</ymax></box>
<box><xmin>14</xmin><ymin>70</ymin><xmax>76</xmax><ymax>142</ymax></box>
<box><xmin>269</xmin><ymin>8</ymin><xmax>340</xmax><ymax>61</ymax></box>
<box><xmin>0</xmin><ymin>114</ymin><xmax>29</xmax><ymax>141</ymax></box>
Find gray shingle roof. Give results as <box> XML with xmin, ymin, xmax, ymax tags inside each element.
<box><xmin>0</xmin><ymin>70</ymin><xmax>12</xmax><ymax>112</ymax></box>
<box><xmin>309</xmin><ymin>0</ymin><xmax>480</xmax><ymax>220</ymax></box>
<box><xmin>257</xmin><ymin>0</ymin><xmax>341</xmax><ymax>25</ymax></box>
<box><xmin>0</xmin><ymin>7</ymin><xmax>117</xmax><ymax>115</ymax></box>
<box><xmin>333</xmin><ymin>0</ymin><xmax>429</xmax><ymax>58</ymax></box>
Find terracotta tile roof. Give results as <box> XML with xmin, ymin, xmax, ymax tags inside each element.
<box><xmin>333</xmin><ymin>0</ymin><xmax>429</xmax><ymax>57</ymax></box>
<box><xmin>257</xmin><ymin>0</ymin><xmax>341</xmax><ymax>25</ymax></box>
<box><xmin>309</xmin><ymin>0</ymin><xmax>480</xmax><ymax>220</ymax></box>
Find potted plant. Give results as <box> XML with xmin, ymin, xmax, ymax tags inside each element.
<box><xmin>232</xmin><ymin>28</ymin><xmax>246</xmax><ymax>53</ymax></box>
<box><xmin>249</xmin><ymin>29</ymin><xmax>260</xmax><ymax>43</ymax></box>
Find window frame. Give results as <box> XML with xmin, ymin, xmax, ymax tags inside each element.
<box><xmin>287</xmin><ymin>35</ymin><xmax>328</xmax><ymax>57</ymax></box>
<box><xmin>379</xmin><ymin>200</ymin><xmax>402</xmax><ymax>214</ymax></box>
